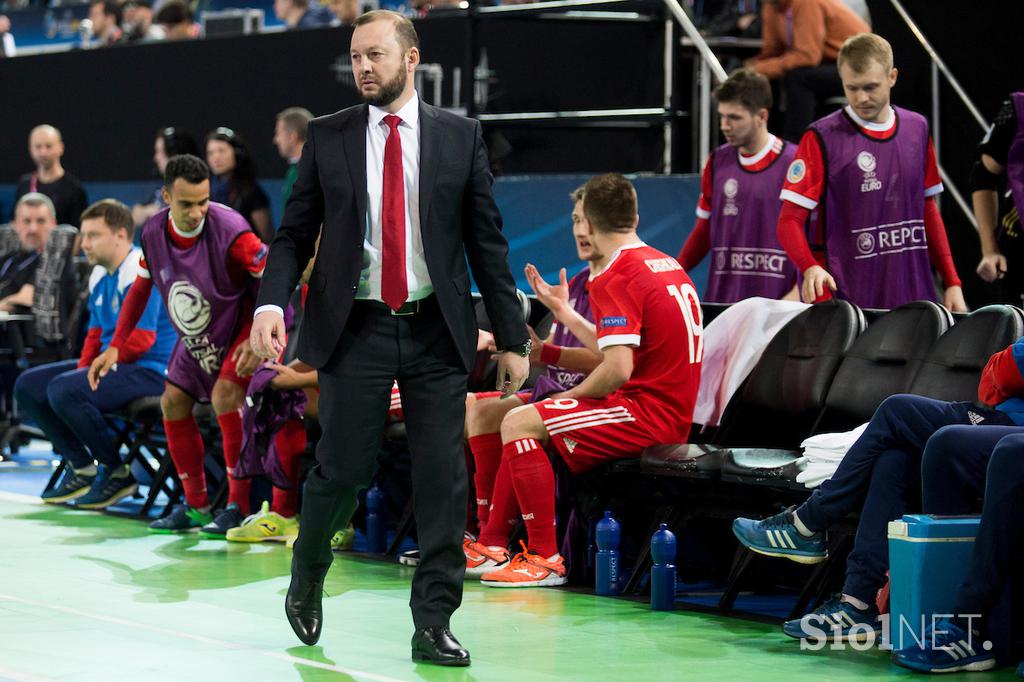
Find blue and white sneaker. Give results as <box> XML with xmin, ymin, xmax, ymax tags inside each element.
<box><xmin>40</xmin><ymin>465</ymin><xmax>96</xmax><ymax>504</ymax></box>
<box><xmin>732</xmin><ymin>508</ymin><xmax>827</xmax><ymax>564</ymax></box>
<box><xmin>149</xmin><ymin>504</ymin><xmax>213</xmax><ymax>534</ymax></box>
<box><xmin>199</xmin><ymin>503</ymin><xmax>245</xmax><ymax>539</ymax></box>
<box><xmin>74</xmin><ymin>464</ymin><xmax>138</xmax><ymax>510</ymax></box>
<box><xmin>894</xmin><ymin>618</ymin><xmax>996</xmax><ymax>673</ymax></box>
<box><xmin>783</xmin><ymin>596</ymin><xmax>881</xmax><ymax>642</ymax></box>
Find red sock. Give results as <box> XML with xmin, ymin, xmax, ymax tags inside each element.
<box><xmin>477</xmin><ymin>457</ymin><xmax>520</xmax><ymax>548</ymax></box>
<box><xmin>504</xmin><ymin>437</ymin><xmax>558</xmax><ymax>557</ymax></box>
<box><xmin>163</xmin><ymin>416</ymin><xmax>209</xmax><ymax>509</ymax></box>
<box><xmin>271</xmin><ymin>419</ymin><xmax>306</xmax><ymax>518</ymax></box>
<box><xmin>217</xmin><ymin>411</ymin><xmax>250</xmax><ymax>515</ymax></box>
<box><xmin>468</xmin><ymin>433</ymin><xmax>503</xmax><ymax>529</ymax></box>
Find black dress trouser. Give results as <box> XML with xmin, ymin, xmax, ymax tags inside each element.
<box><xmin>292</xmin><ymin>296</ymin><xmax>469</xmax><ymax>630</ymax></box>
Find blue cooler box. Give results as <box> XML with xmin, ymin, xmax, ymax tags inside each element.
<box><xmin>886</xmin><ymin>514</ymin><xmax>980</xmax><ymax>651</ymax></box>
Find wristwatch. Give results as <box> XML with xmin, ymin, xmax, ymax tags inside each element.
<box><xmin>503</xmin><ymin>340</ymin><xmax>532</xmax><ymax>357</ymax></box>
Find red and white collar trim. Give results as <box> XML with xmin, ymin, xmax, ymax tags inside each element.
<box><xmin>739</xmin><ymin>134</ymin><xmax>780</xmax><ymax>167</ymax></box>
<box><xmin>169</xmin><ymin>214</ymin><xmax>206</xmax><ymax>239</ymax></box>
<box><xmin>845</xmin><ymin>105</ymin><xmax>896</xmax><ymax>132</ymax></box>
<box><xmin>589</xmin><ymin>240</ymin><xmax>646</xmax><ymax>281</ymax></box>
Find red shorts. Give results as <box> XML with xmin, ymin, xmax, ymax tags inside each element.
<box><xmin>388</xmin><ymin>385</ymin><xmax>532</xmax><ymax>422</ymax></box>
<box><xmin>532</xmin><ymin>395</ymin><xmax>660</xmax><ymax>474</ymax></box>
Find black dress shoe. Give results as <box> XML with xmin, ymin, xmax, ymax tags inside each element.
<box><xmin>285</xmin><ymin>572</ymin><xmax>324</xmax><ymax>645</ymax></box>
<box><xmin>411</xmin><ymin>626</ymin><xmax>471</xmax><ymax>666</ymax></box>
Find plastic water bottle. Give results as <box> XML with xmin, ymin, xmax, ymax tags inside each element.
<box><xmin>650</xmin><ymin>523</ymin><xmax>676</xmax><ymax>611</ymax></box>
<box><xmin>595</xmin><ymin>510</ymin><xmax>621</xmax><ymax>595</ymax></box>
<box><xmin>365</xmin><ymin>485</ymin><xmax>386</xmax><ymax>553</ymax></box>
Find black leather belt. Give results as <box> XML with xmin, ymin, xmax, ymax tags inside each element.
<box><xmin>357</xmin><ymin>297</ymin><xmax>433</xmax><ymax>316</ymax></box>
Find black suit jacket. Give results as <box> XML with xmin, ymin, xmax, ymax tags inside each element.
<box><xmin>257</xmin><ymin>100</ymin><xmax>528</xmax><ymax>371</ymax></box>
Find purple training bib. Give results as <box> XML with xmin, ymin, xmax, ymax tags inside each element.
<box><xmin>706</xmin><ymin>140</ymin><xmax>798</xmax><ymax>303</ymax></box>
<box><xmin>812</xmin><ymin>107</ymin><xmax>937</xmax><ymax>309</ymax></box>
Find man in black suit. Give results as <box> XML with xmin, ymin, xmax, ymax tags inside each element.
<box><xmin>251</xmin><ymin>9</ymin><xmax>530</xmax><ymax>666</ymax></box>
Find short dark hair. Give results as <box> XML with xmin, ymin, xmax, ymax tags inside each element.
<box><xmin>714</xmin><ymin>68</ymin><xmax>773</xmax><ymax>114</ymax></box>
<box><xmin>582</xmin><ymin>174</ymin><xmax>637</xmax><ymax>234</ymax></box>
<box><xmin>164</xmin><ymin>154</ymin><xmax>210</xmax><ymax>187</ymax></box>
<box><xmin>80</xmin><ymin>199</ymin><xmax>135</xmax><ymax>240</ymax></box>
<box><xmin>353</xmin><ymin>10</ymin><xmax>419</xmax><ymax>52</ymax></box>
<box><xmin>155</xmin><ymin>0</ymin><xmax>192</xmax><ymax>25</ymax></box>
<box><xmin>570</xmin><ymin>185</ymin><xmax>585</xmax><ymax>203</ymax></box>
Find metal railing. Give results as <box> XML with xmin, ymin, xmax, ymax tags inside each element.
<box><xmin>661</xmin><ymin>0</ymin><xmax>728</xmax><ymax>168</ymax></box>
<box><xmin>889</xmin><ymin>0</ymin><xmax>989</xmax><ymax>228</ymax></box>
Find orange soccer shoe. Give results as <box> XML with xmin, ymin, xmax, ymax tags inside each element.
<box><xmin>464</xmin><ymin>537</ymin><xmax>511</xmax><ymax>577</ymax></box>
<box><xmin>479</xmin><ymin>541</ymin><xmax>567</xmax><ymax>588</ymax></box>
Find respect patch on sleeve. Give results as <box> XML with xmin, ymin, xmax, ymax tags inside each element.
<box><xmin>600</xmin><ymin>315</ymin><xmax>629</xmax><ymax>329</ymax></box>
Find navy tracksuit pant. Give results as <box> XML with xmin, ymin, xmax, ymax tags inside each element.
<box><xmin>795</xmin><ymin>394</ymin><xmax>1017</xmax><ymax>604</ymax></box>
<box><xmin>923</xmin><ymin>431</ymin><xmax>1024</xmax><ymax>618</ymax></box>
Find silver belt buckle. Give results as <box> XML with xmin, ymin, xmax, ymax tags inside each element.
<box><xmin>391</xmin><ymin>300</ymin><xmax>418</xmax><ymax>316</ymax></box>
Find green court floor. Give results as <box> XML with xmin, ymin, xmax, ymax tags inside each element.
<box><xmin>1</xmin><ymin>492</ymin><xmax>1018</xmax><ymax>682</ymax></box>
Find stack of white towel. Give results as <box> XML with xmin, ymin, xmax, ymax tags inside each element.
<box><xmin>795</xmin><ymin>423</ymin><xmax>868</xmax><ymax>488</ymax></box>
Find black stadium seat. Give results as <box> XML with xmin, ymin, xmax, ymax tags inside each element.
<box><xmin>813</xmin><ymin>300</ymin><xmax>953</xmax><ymax>433</ymax></box>
<box><xmin>714</xmin><ymin>299</ymin><xmax>865</xmax><ymax>450</ymax></box>
<box><xmin>717</xmin><ymin>300</ymin><xmax>952</xmax><ymax>483</ymax></box>
<box><xmin>640</xmin><ymin>300</ymin><xmax>864</xmax><ymax>477</ymax></box>
<box><xmin>907</xmin><ymin>304</ymin><xmax>1024</xmax><ymax>403</ymax></box>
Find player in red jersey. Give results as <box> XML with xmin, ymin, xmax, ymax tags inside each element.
<box><xmin>775</xmin><ymin>33</ymin><xmax>966</xmax><ymax>312</ymax></box>
<box><xmin>478</xmin><ymin>173</ymin><xmax>704</xmax><ymax>587</ymax></box>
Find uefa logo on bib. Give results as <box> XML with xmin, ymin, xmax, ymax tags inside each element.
<box><xmin>857</xmin><ymin>151</ymin><xmax>877</xmax><ymax>173</ymax></box>
<box><xmin>715</xmin><ymin>251</ymin><xmax>727</xmax><ymax>270</ymax></box>
<box><xmin>724</xmin><ymin>178</ymin><xmax>739</xmax><ymax>198</ymax></box>
<box><xmin>857</xmin><ymin>232</ymin><xmax>876</xmax><ymax>255</ymax></box>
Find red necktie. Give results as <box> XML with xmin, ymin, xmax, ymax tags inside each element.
<box><xmin>381</xmin><ymin>114</ymin><xmax>408</xmax><ymax>311</ymax></box>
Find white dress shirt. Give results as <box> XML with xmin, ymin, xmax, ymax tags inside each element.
<box><xmin>255</xmin><ymin>91</ymin><xmax>433</xmax><ymax>320</ymax></box>
<box><xmin>360</xmin><ymin>92</ymin><xmax>433</xmax><ymax>302</ymax></box>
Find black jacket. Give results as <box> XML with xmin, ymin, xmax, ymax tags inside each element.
<box><xmin>257</xmin><ymin>100</ymin><xmax>527</xmax><ymax>370</ymax></box>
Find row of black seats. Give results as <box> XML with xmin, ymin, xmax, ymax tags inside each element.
<box><xmin>641</xmin><ymin>300</ymin><xmax>1024</xmax><ymax>483</ymax></box>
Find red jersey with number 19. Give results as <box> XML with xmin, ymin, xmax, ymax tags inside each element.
<box><xmin>589</xmin><ymin>242</ymin><xmax>703</xmax><ymax>443</ymax></box>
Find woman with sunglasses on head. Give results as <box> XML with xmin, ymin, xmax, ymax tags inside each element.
<box><xmin>133</xmin><ymin>127</ymin><xmax>200</xmax><ymax>230</ymax></box>
<box><xmin>206</xmin><ymin>127</ymin><xmax>273</xmax><ymax>243</ymax></box>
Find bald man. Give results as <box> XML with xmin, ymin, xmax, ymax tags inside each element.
<box><xmin>14</xmin><ymin>125</ymin><xmax>88</xmax><ymax>227</ymax></box>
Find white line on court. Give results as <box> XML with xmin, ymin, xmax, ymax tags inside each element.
<box><xmin>0</xmin><ymin>491</ymin><xmax>43</xmax><ymax>505</ymax></box>
<box><xmin>0</xmin><ymin>594</ymin><xmax>407</xmax><ymax>682</ymax></box>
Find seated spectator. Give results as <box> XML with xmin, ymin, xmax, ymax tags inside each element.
<box><xmin>972</xmin><ymin>92</ymin><xmax>1024</xmax><ymax>306</ymax></box>
<box><xmin>0</xmin><ymin>14</ymin><xmax>17</xmax><ymax>58</ymax></box>
<box><xmin>88</xmin><ymin>155</ymin><xmax>266</xmax><ymax>536</ymax></box>
<box><xmin>0</xmin><ymin>194</ymin><xmax>50</xmax><ymax>314</ymax></box>
<box><xmin>20</xmin><ymin>200</ymin><xmax>175</xmax><ymax>507</ymax></box>
<box><xmin>677</xmin><ymin>68</ymin><xmax>799</xmax><ymax>303</ymax></box>
<box><xmin>207</xmin><ymin>128</ymin><xmax>273</xmax><ymax>242</ymax></box>
<box><xmin>274</xmin><ymin>0</ymin><xmax>333</xmax><ymax>30</ymax></box>
<box><xmin>328</xmin><ymin>0</ymin><xmax>358</xmax><ymax>26</ymax></box>
<box><xmin>476</xmin><ymin>174</ymin><xmax>703</xmax><ymax>587</ymax></box>
<box><xmin>731</xmin><ymin>335</ymin><xmax>1024</xmax><ymax>644</ymax></box>
<box><xmin>132</xmin><ymin>126</ymin><xmax>200</xmax><ymax>229</ymax></box>
<box><xmin>462</xmin><ymin>186</ymin><xmax>601</xmax><ymax>574</ymax></box>
<box><xmin>123</xmin><ymin>0</ymin><xmax>165</xmax><ymax>42</ymax></box>
<box><xmin>14</xmin><ymin>125</ymin><xmax>88</xmax><ymax>228</ymax></box>
<box><xmin>87</xmin><ymin>0</ymin><xmax>124</xmax><ymax>46</ymax></box>
<box><xmin>745</xmin><ymin>0</ymin><xmax>869</xmax><ymax>142</ymax></box>
<box><xmin>273</xmin><ymin>108</ymin><xmax>313</xmax><ymax>207</ymax></box>
<box><xmin>894</xmin><ymin>430</ymin><xmax>1024</xmax><ymax>674</ymax></box>
<box><xmin>155</xmin><ymin>1</ymin><xmax>196</xmax><ymax>41</ymax></box>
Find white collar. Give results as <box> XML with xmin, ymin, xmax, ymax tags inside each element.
<box><xmin>368</xmin><ymin>91</ymin><xmax>420</xmax><ymax>132</ymax></box>
<box><xmin>589</xmin><ymin>240</ymin><xmax>646</xmax><ymax>281</ymax></box>
<box><xmin>845</xmin><ymin>105</ymin><xmax>896</xmax><ymax>132</ymax></box>
<box><xmin>739</xmin><ymin>134</ymin><xmax>778</xmax><ymax>167</ymax></box>
<box><xmin>170</xmin><ymin>213</ymin><xmax>205</xmax><ymax>238</ymax></box>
